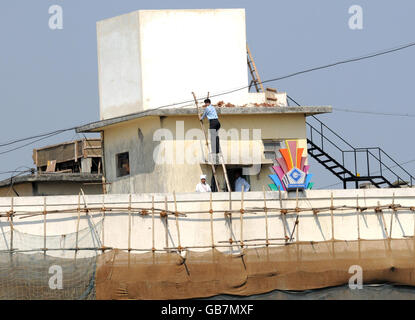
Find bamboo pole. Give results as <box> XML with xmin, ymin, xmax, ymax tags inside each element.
<box><xmin>330</xmin><ymin>192</ymin><xmax>335</xmax><ymax>241</ymax></box>
<box><xmin>75</xmin><ymin>193</ymin><xmax>81</xmax><ymax>251</ymax></box>
<box><xmin>389</xmin><ymin>193</ymin><xmax>395</xmax><ymax>238</ymax></box>
<box><xmin>11</xmin><ymin>203</ymin><xmax>400</xmax><ymax>220</ymax></box>
<box><xmin>128</xmin><ymin>194</ymin><xmax>132</xmax><ymax>251</ymax></box>
<box><xmin>219</xmin><ymin>237</ymin><xmax>286</xmax><ymax>243</ymax></box>
<box><xmin>356</xmin><ymin>195</ymin><xmax>360</xmax><ymax>240</ymax></box>
<box><xmin>9</xmin><ymin>197</ymin><xmax>14</xmax><ymax>252</ymax></box>
<box><xmin>263</xmin><ymin>186</ymin><xmax>269</xmax><ymax>246</ymax></box>
<box><xmin>43</xmin><ymin>197</ymin><xmax>47</xmax><ymax>252</ymax></box>
<box><xmin>101</xmin><ymin>195</ymin><xmax>105</xmax><ymax>251</ymax></box>
<box><xmin>296</xmin><ymin>188</ymin><xmax>299</xmax><ymax>243</ymax></box>
<box><xmin>330</xmin><ymin>192</ymin><xmax>335</xmax><ymax>258</ymax></box>
<box><xmin>173</xmin><ymin>191</ymin><xmax>182</xmax><ymax>252</ymax></box>
<box><xmin>377</xmin><ymin>201</ymin><xmax>389</xmax><ymax>239</ymax></box>
<box><xmin>209</xmin><ymin>192</ymin><xmax>214</xmax><ymax>248</ymax></box>
<box><xmin>240</xmin><ymin>186</ymin><xmax>245</xmax><ymax>248</ymax></box>
<box><xmin>228</xmin><ymin>190</ymin><xmax>233</xmax><ymax>252</ymax></box>
<box><xmin>279</xmin><ymin>187</ymin><xmax>288</xmax><ymax>242</ymax></box>
<box><xmin>164</xmin><ymin>196</ymin><xmax>169</xmax><ymax>252</ymax></box>
<box><xmin>152</xmin><ymin>195</ymin><xmax>155</xmax><ymax>252</ymax></box>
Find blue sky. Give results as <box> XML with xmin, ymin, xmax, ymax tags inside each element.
<box><xmin>0</xmin><ymin>0</ymin><xmax>414</xmax><ymax>188</ymax></box>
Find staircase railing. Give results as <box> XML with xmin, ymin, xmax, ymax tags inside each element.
<box><xmin>306</xmin><ymin>115</ymin><xmax>414</xmax><ymax>187</ymax></box>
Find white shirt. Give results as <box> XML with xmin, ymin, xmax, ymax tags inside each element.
<box><xmin>196</xmin><ymin>182</ymin><xmax>211</xmax><ymax>192</ymax></box>
<box><xmin>235</xmin><ymin>177</ymin><xmax>250</xmax><ymax>192</ymax></box>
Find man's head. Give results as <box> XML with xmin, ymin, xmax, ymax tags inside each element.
<box><xmin>200</xmin><ymin>174</ymin><xmax>207</xmax><ymax>184</ymax></box>
<box><xmin>234</xmin><ymin>171</ymin><xmax>241</xmax><ymax>179</ymax></box>
<box><xmin>204</xmin><ymin>98</ymin><xmax>211</xmax><ymax>106</ymax></box>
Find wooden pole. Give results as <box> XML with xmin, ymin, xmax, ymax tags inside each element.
<box><xmin>378</xmin><ymin>201</ymin><xmax>389</xmax><ymax>239</ymax></box>
<box><xmin>295</xmin><ymin>188</ymin><xmax>299</xmax><ymax>243</ymax></box>
<box><xmin>101</xmin><ymin>195</ymin><xmax>105</xmax><ymax>251</ymax></box>
<box><xmin>228</xmin><ymin>190</ymin><xmax>233</xmax><ymax>253</ymax></box>
<box><xmin>209</xmin><ymin>192</ymin><xmax>214</xmax><ymax>248</ymax></box>
<box><xmin>192</xmin><ymin>92</ymin><xmax>220</xmax><ymax>191</ymax></box>
<box><xmin>356</xmin><ymin>195</ymin><xmax>360</xmax><ymax>240</ymax></box>
<box><xmin>279</xmin><ymin>187</ymin><xmax>288</xmax><ymax>242</ymax></box>
<box><xmin>9</xmin><ymin>197</ymin><xmax>14</xmax><ymax>252</ymax></box>
<box><xmin>330</xmin><ymin>192</ymin><xmax>335</xmax><ymax>241</ymax></box>
<box><xmin>75</xmin><ymin>193</ymin><xmax>81</xmax><ymax>251</ymax></box>
<box><xmin>240</xmin><ymin>186</ymin><xmax>244</xmax><ymax>248</ymax></box>
<box><xmin>164</xmin><ymin>196</ymin><xmax>169</xmax><ymax>251</ymax></box>
<box><xmin>128</xmin><ymin>194</ymin><xmax>132</xmax><ymax>251</ymax></box>
<box><xmin>43</xmin><ymin>197</ymin><xmax>47</xmax><ymax>252</ymax></box>
<box><xmin>263</xmin><ymin>186</ymin><xmax>269</xmax><ymax>246</ymax></box>
<box><xmin>389</xmin><ymin>193</ymin><xmax>395</xmax><ymax>239</ymax></box>
<box><xmin>152</xmin><ymin>195</ymin><xmax>155</xmax><ymax>252</ymax></box>
<box><xmin>173</xmin><ymin>191</ymin><xmax>182</xmax><ymax>252</ymax></box>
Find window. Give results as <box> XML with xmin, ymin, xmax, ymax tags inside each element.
<box><xmin>263</xmin><ymin>140</ymin><xmax>282</xmax><ymax>160</ymax></box>
<box><xmin>116</xmin><ymin>152</ymin><xmax>130</xmax><ymax>177</ymax></box>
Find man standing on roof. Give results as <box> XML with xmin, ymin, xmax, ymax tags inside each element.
<box><xmin>200</xmin><ymin>99</ymin><xmax>221</xmax><ymax>155</ymax></box>
<box><xmin>196</xmin><ymin>174</ymin><xmax>211</xmax><ymax>192</ymax></box>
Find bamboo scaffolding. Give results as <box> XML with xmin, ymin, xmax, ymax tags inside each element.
<box><xmin>5</xmin><ymin>235</ymin><xmax>415</xmax><ymax>255</ymax></box>
<box><xmin>7</xmin><ymin>202</ymin><xmax>415</xmax><ymax>220</ymax></box>
<box><xmin>3</xmin><ymin>191</ymin><xmax>415</xmax><ymax>256</ymax></box>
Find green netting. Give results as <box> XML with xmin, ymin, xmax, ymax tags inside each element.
<box><xmin>0</xmin><ymin>219</ymin><xmax>102</xmax><ymax>300</ymax></box>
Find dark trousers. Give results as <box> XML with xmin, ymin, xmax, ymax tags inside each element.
<box><xmin>209</xmin><ymin>119</ymin><xmax>221</xmax><ymax>154</ymax></box>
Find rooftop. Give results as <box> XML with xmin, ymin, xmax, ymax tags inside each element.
<box><xmin>76</xmin><ymin>105</ymin><xmax>332</xmax><ymax>133</ymax></box>
<box><xmin>0</xmin><ymin>173</ymin><xmax>103</xmax><ymax>188</ymax></box>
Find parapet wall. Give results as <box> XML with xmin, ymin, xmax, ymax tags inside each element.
<box><xmin>1</xmin><ymin>188</ymin><xmax>414</xmax><ymax>256</ymax></box>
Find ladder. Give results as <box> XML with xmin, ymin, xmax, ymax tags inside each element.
<box><xmin>192</xmin><ymin>92</ymin><xmax>231</xmax><ymax>192</ymax></box>
<box><xmin>247</xmin><ymin>44</ymin><xmax>264</xmax><ymax>93</ymax></box>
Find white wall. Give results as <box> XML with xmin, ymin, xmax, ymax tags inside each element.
<box><xmin>1</xmin><ymin>188</ymin><xmax>414</xmax><ymax>258</ymax></box>
<box><xmin>97</xmin><ymin>9</ymin><xmax>249</xmax><ymax>120</ymax></box>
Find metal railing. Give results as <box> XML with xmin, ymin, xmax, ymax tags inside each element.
<box><xmin>306</xmin><ymin>115</ymin><xmax>414</xmax><ymax>188</ymax></box>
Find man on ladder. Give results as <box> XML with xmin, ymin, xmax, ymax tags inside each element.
<box><xmin>200</xmin><ymin>98</ymin><xmax>221</xmax><ymax>163</ymax></box>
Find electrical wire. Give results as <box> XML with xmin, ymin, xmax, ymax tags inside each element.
<box><xmin>0</xmin><ymin>131</ymin><xmax>65</xmax><ymax>156</ymax></box>
<box><xmin>332</xmin><ymin>107</ymin><xmax>415</xmax><ymax>118</ymax></box>
<box><xmin>1</xmin><ymin>40</ymin><xmax>415</xmax><ymax>154</ymax></box>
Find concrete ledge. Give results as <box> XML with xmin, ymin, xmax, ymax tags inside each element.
<box><xmin>0</xmin><ymin>173</ymin><xmax>103</xmax><ymax>188</ymax></box>
<box><xmin>76</xmin><ymin>105</ymin><xmax>332</xmax><ymax>132</ymax></box>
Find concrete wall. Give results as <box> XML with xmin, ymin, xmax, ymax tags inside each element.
<box><xmin>97</xmin><ymin>9</ymin><xmax>249</xmax><ymax>120</ymax></box>
<box><xmin>102</xmin><ymin>113</ymin><xmax>307</xmax><ymax>193</ymax></box>
<box><xmin>1</xmin><ymin>188</ymin><xmax>414</xmax><ymax>258</ymax></box>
